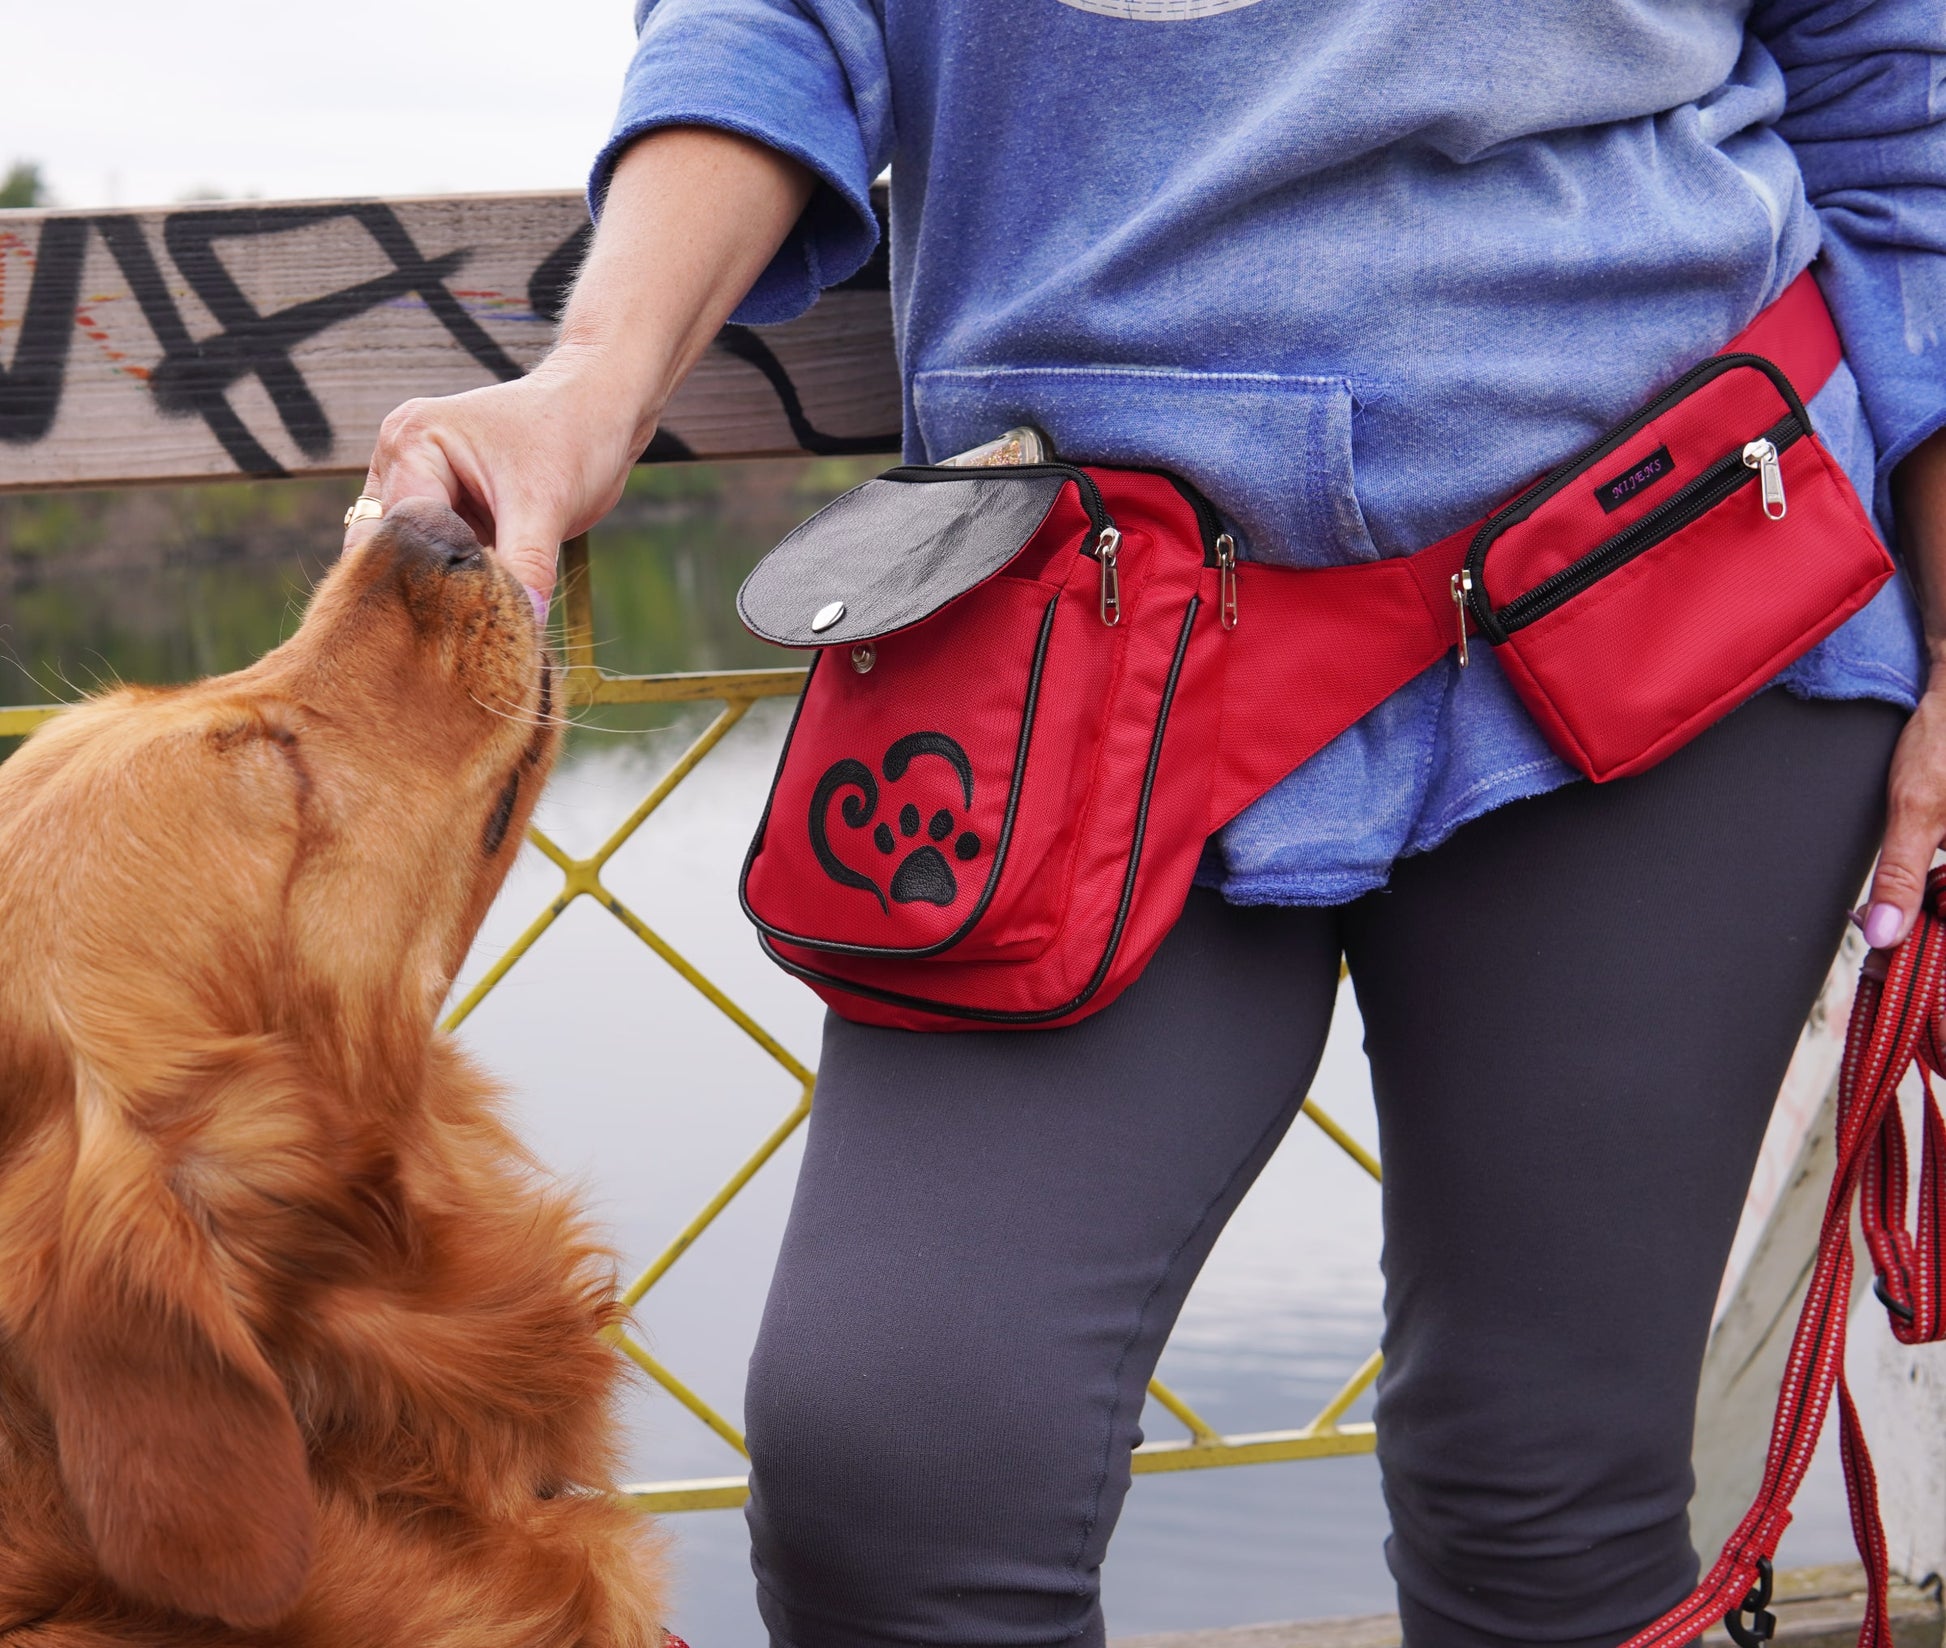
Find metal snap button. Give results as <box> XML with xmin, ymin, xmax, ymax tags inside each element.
<box><xmin>811</xmin><ymin>600</ymin><xmax>846</xmax><ymax>632</ymax></box>
<box><xmin>850</xmin><ymin>644</ymin><xmax>876</xmax><ymax>674</ymax></box>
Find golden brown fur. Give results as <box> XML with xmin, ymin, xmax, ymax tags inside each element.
<box><xmin>0</xmin><ymin>503</ymin><xmax>666</xmax><ymax>1645</ymax></box>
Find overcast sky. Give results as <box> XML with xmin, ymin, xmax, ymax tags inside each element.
<box><xmin>8</xmin><ymin>0</ymin><xmax>639</xmax><ymax>209</ymax></box>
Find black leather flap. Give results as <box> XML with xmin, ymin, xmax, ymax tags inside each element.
<box><xmin>738</xmin><ymin>472</ymin><xmax>1069</xmax><ymax>648</ymax></box>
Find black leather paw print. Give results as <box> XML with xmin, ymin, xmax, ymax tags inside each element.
<box><xmin>808</xmin><ymin>731</ymin><xmax>982</xmax><ymax>914</ymax></box>
<box><xmin>872</xmin><ymin>799</ymin><xmax>982</xmax><ymax>906</ymax></box>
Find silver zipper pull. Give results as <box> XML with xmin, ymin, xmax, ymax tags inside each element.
<box><xmin>1451</xmin><ymin>569</ymin><xmax>1472</xmax><ymax>668</ymax></box>
<box><xmin>1743</xmin><ymin>438</ymin><xmax>1787</xmax><ymax>520</ymax></box>
<box><xmin>1215</xmin><ymin>532</ymin><xmax>1238</xmax><ymax>631</ymax></box>
<box><xmin>1096</xmin><ymin>525</ymin><xmax>1122</xmax><ymax>626</ymax></box>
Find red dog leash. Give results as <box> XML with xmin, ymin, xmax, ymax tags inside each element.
<box><xmin>1626</xmin><ymin>869</ymin><xmax>1946</xmax><ymax>1648</ymax></box>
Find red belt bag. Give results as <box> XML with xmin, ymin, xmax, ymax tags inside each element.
<box><xmin>737</xmin><ymin>273</ymin><xmax>1894</xmax><ymax>1032</ymax></box>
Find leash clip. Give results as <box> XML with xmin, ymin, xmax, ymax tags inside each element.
<box><xmin>1724</xmin><ymin>1557</ymin><xmax>1777</xmax><ymax>1648</ymax></box>
<box><xmin>1873</xmin><ymin>1272</ymin><xmax>1917</xmax><ymax>1324</ymax></box>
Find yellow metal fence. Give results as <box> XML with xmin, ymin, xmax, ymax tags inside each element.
<box><xmin>0</xmin><ymin>535</ymin><xmax>1383</xmax><ymax>1513</ymax></box>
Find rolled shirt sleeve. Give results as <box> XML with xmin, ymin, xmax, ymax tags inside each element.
<box><xmin>590</xmin><ymin>0</ymin><xmax>892</xmax><ymax>324</ymax></box>
<box><xmin>1756</xmin><ymin>0</ymin><xmax>1946</xmax><ymax>491</ymax></box>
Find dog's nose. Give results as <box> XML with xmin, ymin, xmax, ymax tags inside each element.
<box><xmin>369</xmin><ymin>499</ymin><xmax>487</xmax><ymax>577</ymax></box>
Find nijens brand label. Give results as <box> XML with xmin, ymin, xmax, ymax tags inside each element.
<box><xmin>1594</xmin><ymin>445</ymin><xmax>1676</xmax><ymax>515</ymax></box>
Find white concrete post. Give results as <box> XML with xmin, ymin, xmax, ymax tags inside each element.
<box><xmin>1691</xmin><ymin>928</ymin><xmax>1864</xmax><ymax>1559</ymax></box>
<box><xmin>1695</xmin><ymin>923</ymin><xmax>1946</xmax><ymax>1585</ymax></box>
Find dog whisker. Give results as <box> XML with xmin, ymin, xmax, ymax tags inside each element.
<box><xmin>466</xmin><ymin>690</ymin><xmax>619</xmax><ymax>736</ymax></box>
<box><xmin>76</xmin><ymin>652</ymin><xmax>126</xmax><ymax>696</ymax></box>
<box><xmin>0</xmin><ymin>646</ymin><xmax>83</xmax><ymax>707</ymax></box>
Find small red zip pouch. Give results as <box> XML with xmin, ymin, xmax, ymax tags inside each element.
<box><xmin>1462</xmin><ymin>285</ymin><xmax>1894</xmax><ymax>780</ymax></box>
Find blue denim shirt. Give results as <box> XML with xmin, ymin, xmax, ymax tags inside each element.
<box><xmin>597</xmin><ymin>0</ymin><xmax>1946</xmax><ymax>905</ymax></box>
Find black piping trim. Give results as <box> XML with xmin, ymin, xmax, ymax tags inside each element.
<box><xmin>881</xmin><ymin>458</ymin><xmax>1224</xmax><ymax>563</ymax></box>
<box><xmin>737</xmin><ymin>477</ymin><xmax>1065</xmax><ymax>649</ymax></box>
<box><xmin>757</xmin><ymin>596</ymin><xmax>1202</xmax><ymax>1024</ymax></box>
<box><xmin>740</xmin><ymin>596</ymin><xmax>1062</xmax><ymax>958</ymax></box>
<box><xmin>882</xmin><ymin>463</ymin><xmax>1111</xmax><ymax>538</ymax></box>
<box><xmin>1464</xmin><ymin>351</ymin><xmax>1810</xmax><ymax>644</ymax></box>
<box><xmin>1491</xmin><ymin>409</ymin><xmax>1801</xmax><ymax>635</ymax></box>
<box><xmin>736</xmin><ymin>648</ymin><xmax>825</xmax><ymax>919</ymax></box>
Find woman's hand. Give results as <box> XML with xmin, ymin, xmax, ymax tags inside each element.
<box><xmin>350</xmin><ymin>127</ymin><xmax>815</xmax><ymax>604</ymax></box>
<box><xmin>1864</xmin><ymin>424</ymin><xmax>1946</xmax><ymax>949</ymax></box>
<box><xmin>362</xmin><ymin>350</ymin><xmax>647</xmax><ymax>602</ymax></box>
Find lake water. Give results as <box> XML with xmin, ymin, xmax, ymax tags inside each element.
<box><xmin>0</xmin><ymin>464</ymin><xmax>1857</xmax><ymax>1645</ymax></box>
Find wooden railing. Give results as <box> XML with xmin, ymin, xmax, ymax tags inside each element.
<box><xmin>0</xmin><ymin>190</ymin><xmax>898</xmax><ymax>491</ymax></box>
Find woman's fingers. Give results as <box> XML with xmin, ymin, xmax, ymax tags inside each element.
<box><xmin>487</xmin><ymin>501</ymin><xmax>570</xmax><ymax>604</ymax></box>
<box><xmin>1868</xmin><ymin>822</ymin><xmax>1931</xmax><ymax>948</ymax></box>
<box><xmin>1867</xmin><ymin>690</ymin><xmax>1946</xmax><ymax>947</ymax></box>
<box><xmin>350</xmin><ymin>384</ymin><xmax>611</xmax><ymax>598</ymax></box>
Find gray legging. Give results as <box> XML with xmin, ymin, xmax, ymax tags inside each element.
<box><xmin>742</xmin><ymin>689</ymin><xmax>1903</xmax><ymax>1648</ymax></box>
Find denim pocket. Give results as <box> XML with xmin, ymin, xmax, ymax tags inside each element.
<box><xmin>910</xmin><ymin>364</ymin><xmax>1379</xmax><ymax>568</ymax></box>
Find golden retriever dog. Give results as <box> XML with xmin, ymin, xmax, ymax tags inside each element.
<box><xmin>0</xmin><ymin>503</ymin><xmax>668</xmax><ymax>1647</ymax></box>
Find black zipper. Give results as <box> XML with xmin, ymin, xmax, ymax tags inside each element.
<box><xmin>1152</xmin><ymin>472</ymin><xmax>1223</xmax><ymax>563</ymax></box>
<box><xmin>883</xmin><ymin>462</ymin><xmax>1115</xmax><ymax>545</ymax></box>
<box><xmin>1464</xmin><ymin>351</ymin><xmax>1811</xmax><ymax>641</ymax></box>
<box><xmin>1493</xmin><ymin>410</ymin><xmax>1802</xmax><ymax>634</ymax></box>
<box><xmin>882</xmin><ymin>461</ymin><xmax>1226</xmax><ymax>566</ymax></box>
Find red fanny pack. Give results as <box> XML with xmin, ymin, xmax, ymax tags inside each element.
<box><xmin>737</xmin><ymin>272</ymin><xmax>1894</xmax><ymax>1033</ymax></box>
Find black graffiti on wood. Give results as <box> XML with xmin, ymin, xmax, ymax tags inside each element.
<box><xmin>127</xmin><ymin>205</ymin><xmax>523</xmax><ymax>475</ymax></box>
<box><xmin>0</xmin><ymin>218</ymin><xmax>90</xmax><ymax>442</ymax></box>
<box><xmin>525</xmin><ymin>211</ymin><xmax>898</xmax><ymax>464</ymax></box>
<box><xmin>157</xmin><ymin>206</ymin><xmax>524</xmax><ymax>470</ymax></box>
<box><xmin>520</xmin><ymin>222</ymin><xmax>692</xmax><ymax>461</ymax></box>
<box><xmin>4</xmin><ymin>205</ymin><xmax>522</xmax><ymax>474</ymax></box>
<box><xmin>525</xmin><ymin>222</ymin><xmax>591</xmax><ymax>325</ymax></box>
<box><xmin>2</xmin><ymin>195</ymin><xmax>901</xmax><ymax>476</ymax></box>
<box><xmin>712</xmin><ymin>325</ymin><xmax>894</xmax><ymax>456</ymax></box>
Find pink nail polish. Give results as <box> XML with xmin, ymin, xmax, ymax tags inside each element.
<box><xmin>1864</xmin><ymin>902</ymin><xmax>1904</xmax><ymax>950</ymax></box>
<box><xmin>526</xmin><ymin>586</ymin><xmax>550</xmax><ymax>628</ymax></box>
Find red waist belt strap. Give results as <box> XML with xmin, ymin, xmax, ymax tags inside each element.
<box><xmin>1624</xmin><ymin>873</ymin><xmax>1946</xmax><ymax>1648</ymax></box>
<box><xmin>1205</xmin><ymin>271</ymin><xmax>1844</xmax><ymax>830</ymax></box>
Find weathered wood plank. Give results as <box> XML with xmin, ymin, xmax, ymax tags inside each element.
<box><xmin>0</xmin><ymin>191</ymin><xmax>900</xmax><ymax>494</ymax></box>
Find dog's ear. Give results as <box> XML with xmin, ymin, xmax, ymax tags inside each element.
<box><xmin>25</xmin><ymin>1058</ymin><xmax>316</xmax><ymax>1627</ymax></box>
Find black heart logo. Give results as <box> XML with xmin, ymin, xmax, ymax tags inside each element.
<box><xmin>809</xmin><ymin>732</ymin><xmax>984</xmax><ymax>912</ymax></box>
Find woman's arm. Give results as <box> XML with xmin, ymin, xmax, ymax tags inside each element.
<box><xmin>1864</xmin><ymin>429</ymin><xmax>1946</xmax><ymax>948</ymax></box>
<box><xmin>1748</xmin><ymin>0</ymin><xmax>1946</xmax><ymax>948</ymax></box>
<box><xmin>354</xmin><ymin>127</ymin><xmax>813</xmax><ymax>599</ymax></box>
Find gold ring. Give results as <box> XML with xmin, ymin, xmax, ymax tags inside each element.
<box><xmin>343</xmin><ymin>495</ymin><xmax>384</xmax><ymax>527</ymax></box>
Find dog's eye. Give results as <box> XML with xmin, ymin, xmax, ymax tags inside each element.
<box><xmin>482</xmin><ymin>771</ymin><xmax>520</xmax><ymax>856</ymax></box>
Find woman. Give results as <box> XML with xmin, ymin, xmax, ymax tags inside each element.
<box><xmin>352</xmin><ymin>3</ymin><xmax>1946</xmax><ymax>1643</ymax></box>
